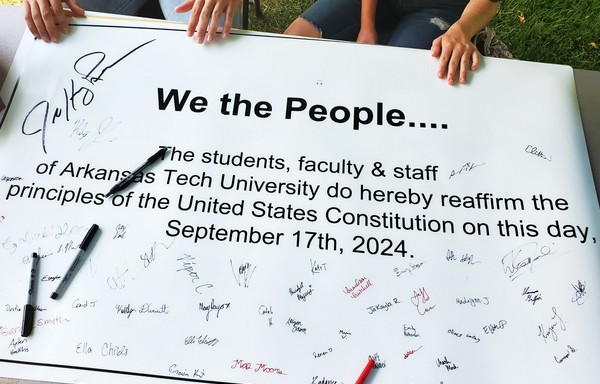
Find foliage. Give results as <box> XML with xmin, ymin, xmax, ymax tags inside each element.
<box><xmin>490</xmin><ymin>0</ymin><xmax>599</xmax><ymax>70</ymax></box>
<box><xmin>248</xmin><ymin>0</ymin><xmax>313</xmax><ymax>34</ymax></box>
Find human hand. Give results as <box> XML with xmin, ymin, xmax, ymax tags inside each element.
<box><xmin>357</xmin><ymin>27</ymin><xmax>377</xmax><ymax>45</ymax></box>
<box><xmin>23</xmin><ymin>0</ymin><xmax>85</xmax><ymax>43</ymax></box>
<box><xmin>176</xmin><ymin>0</ymin><xmax>241</xmax><ymax>43</ymax></box>
<box><xmin>431</xmin><ymin>24</ymin><xmax>480</xmax><ymax>85</ymax></box>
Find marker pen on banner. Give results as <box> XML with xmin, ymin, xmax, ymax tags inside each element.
<box><xmin>51</xmin><ymin>224</ymin><xmax>99</xmax><ymax>300</ymax></box>
<box><xmin>105</xmin><ymin>147</ymin><xmax>168</xmax><ymax>197</ymax></box>
<box><xmin>355</xmin><ymin>358</ymin><xmax>375</xmax><ymax>384</ymax></box>
<box><xmin>21</xmin><ymin>253</ymin><xmax>40</xmax><ymax>337</ymax></box>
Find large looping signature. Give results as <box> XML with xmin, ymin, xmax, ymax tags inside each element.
<box><xmin>501</xmin><ymin>242</ymin><xmax>559</xmax><ymax>281</ymax></box>
<box><xmin>21</xmin><ymin>39</ymin><xmax>155</xmax><ymax>154</ymax></box>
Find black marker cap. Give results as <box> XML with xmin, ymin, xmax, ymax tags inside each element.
<box><xmin>80</xmin><ymin>224</ymin><xmax>99</xmax><ymax>251</ymax></box>
<box><xmin>21</xmin><ymin>304</ymin><xmax>34</xmax><ymax>337</ymax></box>
<box><xmin>148</xmin><ymin>147</ymin><xmax>168</xmax><ymax>163</ymax></box>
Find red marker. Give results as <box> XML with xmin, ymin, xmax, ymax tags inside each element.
<box><xmin>355</xmin><ymin>358</ymin><xmax>375</xmax><ymax>384</ymax></box>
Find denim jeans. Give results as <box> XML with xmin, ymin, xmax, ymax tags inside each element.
<box><xmin>301</xmin><ymin>0</ymin><xmax>468</xmax><ymax>49</ymax></box>
<box><xmin>78</xmin><ymin>0</ymin><xmax>243</xmax><ymax>28</ymax></box>
<box><xmin>78</xmin><ymin>0</ymin><xmax>149</xmax><ymax>15</ymax></box>
<box><xmin>157</xmin><ymin>0</ymin><xmax>187</xmax><ymax>22</ymax></box>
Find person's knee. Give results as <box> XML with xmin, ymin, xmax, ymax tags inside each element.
<box><xmin>284</xmin><ymin>17</ymin><xmax>321</xmax><ymax>38</ymax></box>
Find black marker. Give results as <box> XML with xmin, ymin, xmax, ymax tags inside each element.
<box><xmin>21</xmin><ymin>253</ymin><xmax>40</xmax><ymax>337</ymax></box>
<box><xmin>105</xmin><ymin>147</ymin><xmax>168</xmax><ymax>197</ymax></box>
<box><xmin>51</xmin><ymin>224</ymin><xmax>99</xmax><ymax>300</ymax></box>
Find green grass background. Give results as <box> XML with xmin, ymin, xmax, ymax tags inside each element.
<box><xmin>489</xmin><ymin>0</ymin><xmax>599</xmax><ymax>71</ymax></box>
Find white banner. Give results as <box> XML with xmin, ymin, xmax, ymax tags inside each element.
<box><xmin>1</xmin><ymin>13</ymin><xmax>599</xmax><ymax>384</ymax></box>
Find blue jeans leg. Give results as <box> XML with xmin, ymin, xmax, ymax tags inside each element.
<box><xmin>78</xmin><ymin>0</ymin><xmax>149</xmax><ymax>15</ymax></box>
<box><xmin>386</xmin><ymin>8</ymin><xmax>463</xmax><ymax>50</ymax></box>
<box><xmin>158</xmin><ymin>0</ymin><xmax>244</xmax><ymax>28</ymax></box>
<box><xmin>300</xmin><ymin>0</ymin><xmax>363</xmax><ymax>40</ymax></box>
<box><xmin>159</xmin><ymin>0</ymin><xmax>188</xmax><ymax>22</ymax></box>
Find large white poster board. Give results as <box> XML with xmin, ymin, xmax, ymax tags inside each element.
<box><xmin>1</xmin><ymin>14</ymin><xmax>600</xmax><ymax>384</ymax></box>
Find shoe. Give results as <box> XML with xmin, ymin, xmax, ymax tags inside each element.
<box><xmin>473</xmin><ymin>26</ymin><xmax>514</xmax><ymax>59</ymax></box>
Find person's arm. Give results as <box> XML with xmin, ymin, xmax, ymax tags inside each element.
<box><xmin>431</xmin><ymin>0</ymin><xmax>501</xmax><ymax>85</ymax></box>
<box><xmin>356</xmin><ymin>0</ymin><xmax>378</xmax><ymax>44</ymax></box>
<box><xmin>176</xmin><ymin>0</ymin><xmax>241</xmax><ymax>43</ymax></box>
<box><xmin>23</xmin><ymin>0</ymin><xmax>85</xmax><ymax>43</ymax></box>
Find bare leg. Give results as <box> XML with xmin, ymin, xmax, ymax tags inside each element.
<box><xmin>284</xmin><ymin>17</ymin><xmax>321</xmax><ymax>38</ymax></box>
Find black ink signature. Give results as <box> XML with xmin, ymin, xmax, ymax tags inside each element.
<box><xmin>177</xmin><ymin>254</ymin><xmax>214</xmax><ymax>294</ymax></box>
<box><xmin>449</xmin><ymin>162</ymin><xmax>485</xmax><ymax>179</ymax></box>
<box><xmin>198</xmin><ymin>299</ymin><xmax>231</xmax><ymax>321</ymax></box>
<box><xmin>310</xmin><ymin>258</ymin><xmax>327</xmax><ymax>274</ymax></box>
<box><xmin>538</xmin><ymin>307</ymin><xmax>567</xmax><ymax>344</ymax></box>
<box><xmin>522</xmin><ymin>286</ymin><xmax>542</xmax><ymax>305</ymax></box>
<box><xmin>114</xmin><ymin>224</ymin><xmax>127</xmax><ymax>240</ymax></box>
<box><xmin>21</xmin><ymin>39</ymin><xmax>155</xmax><ymax>154</ymax></box>
<box><xmin>0</xmin><ymin>176</ymin><xmax>23</xmax><ymax>182</ymax></box>
<box><xmin>446</xmin><ymin>249</ymin><xmax>482</xmax><ymax>265</ymax></box>
<box><xmin>140</xmin><ymin>239</ymin><xmax>175</xmax><ymax>268</ymax></box>
<box><xmin>230</xmin><ymin>260</ymin><xmax>256</xmax><ymax>288</ymax></box>
<box><xmin>554</xmin><ymin>345</ymin><xmax>576</xmax><ymax>363</ymax></box>
<box><xmin>394</xmin><ymin>261</ymin><xmax>425</xmax><ymax>278</ymax></box>
<box><xmin>525</xmin><ymin>145</ymin><xmax>552</xmax><ymax>162</ymax></box>
<box><xmin>501</xmin><ymin>242</ymin><xmax>557</xmax><ymax>280</ymax></box>
<box><xmin>571</xmin><ymin>280</ymin><xmax>587</xmax><ymax>305</ymax></box>
<box><xmin>73</xmin><ymin>40</ymin><xmax>156</xmax><ymax>84</ymax></box>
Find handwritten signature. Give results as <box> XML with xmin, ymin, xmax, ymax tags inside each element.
<box><xmin>410</xmin><ymin>287</ymin><xmax>436</xmax><ymax>315</ymax></box>
<box><xmin>448</xmin><ymin>161</ymin><xmax>485</xmax><ymax>180</ymax></box>
<box><xmin>140</xmin><ymin>240</ymin><xmax>175</xmax><ymax>268</ymax></box>
<box><xmin>21</xmin><ymin>39</ymin><xmax>155</xmax><ymax>153</ymax></box>
<box><xmin>106</xmin><ymin>267</ymin><xmax>130</xmax><ymax>290</ymax></box>
<box><xmin>2</xmin><ymin>223</ymin><xmax>88</xmax><ymax>255</ymax></box>
<box><xmin>522</xmin><ymin>286</ymin><xmax>542</xmax><ymax>305</ymax></box>
<box><xmin>525</xmin><ymin>145</ymin><xmax>552</xmax><ymax>162</ymax></box>
<box><xmin>554</xmin><ymin>345</ymin><xmax>576</xmax><ymax>363</ymax></box>
<box><xmin>199</xmin><ymin>299</ymin><xmax>231</xmax><ymax>321</ymax></box>
<box><xmin>571</xmin><ymin>280</ymin><xmax>587</xmax><ymax>305</ymax></box>
<box><xmin>230</xmin><ymin>260</ymin><xmax>256</xmax><ymax>288</ymax></box>
<box><xmin>538</xmin><ymin>307</ymin><xmax>567</xmax><ymax>344</ymax></box>
<box><xmin>72</xmin><ymin>117</ymin><xmax>119</xmax><ymax>151</ymax></box>
<box><xmin>113</xmin><ymin>224</ymin><xmax>128</xmax><ymax>240</ymax></box>
<box><xmin>403</xmin><ymin>346</ymin><xmax>422</xmax><ymax>360</ymax></box>
<box><xmin>501</xmin><ymin>242</ymin><xmax>558</xmax><ymax>280</ymax></box>
<box><xmin>177</xmin><ymin>254</ymin><xmax>213</xmax><ymax>294</ymax></box>
<box><xmin>394</xmin><ymin>261</ymin><xmax>425</xmax><ymax>278</ymax></box>
<box><xmin>446</xmin><ymin>249</ymin><xmax>481</xmax><ymax>265</ymax></box>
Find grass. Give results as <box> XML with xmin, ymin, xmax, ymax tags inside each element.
<box><xmin>247</xmin><ymin>0</ymin><xmax>314</xmax><ymax>34</ymax></box>
<box><xmin>489</xmin><ymin>0</ymin><xmax>599</xmax><ymax>71</ymax></box>
<box><xmin>248</xmin><ymin>0</ymin><xmax>599</xmax><ymax>71</ymax></box>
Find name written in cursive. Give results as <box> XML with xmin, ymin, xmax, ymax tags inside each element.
<box><xmin>21</xmin><ymin>39</ymin><xmax>155</xmax><ymax>154</ymax></box>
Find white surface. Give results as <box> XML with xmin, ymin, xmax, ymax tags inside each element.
<box><xmin>1</xmin><ymin>13</ymin><xmax>600</xmax><ymax>384</ymax></box>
